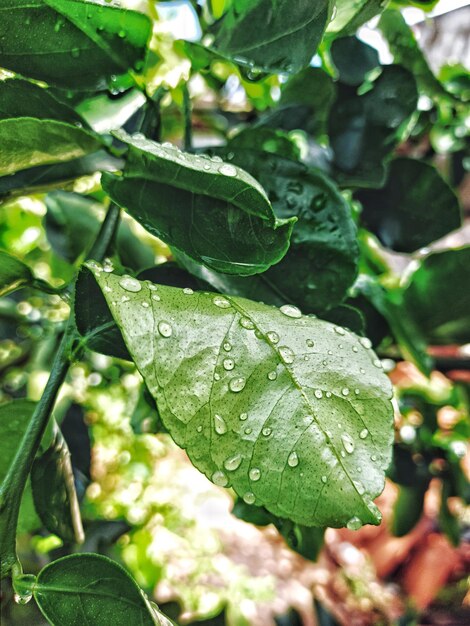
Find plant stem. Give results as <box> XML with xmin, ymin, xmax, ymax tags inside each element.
<box><xmin>182</xmin><ymin>83</ymin><xmax>193</xmax><ymax>152</ymax></box>
<box><xmin>0</xmin><ymin>202</ymin><xmax>122</xmax><ymax>578</ymax></box>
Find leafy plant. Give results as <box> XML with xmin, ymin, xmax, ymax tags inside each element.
<box><xmin>0</xmin><ymin>1</ymin><xmax>468</xmax><ymax>625</ymax></box>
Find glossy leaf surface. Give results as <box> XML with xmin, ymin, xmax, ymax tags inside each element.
<box><xmin>34</xmin><ymin>553</ymin><xmax>173</xmax><ymax>626</ymax></box>
<box><xmin>90</xmin><ymin>266</ymin><xmax>394</xmax><ymax>528</ymax></box>
<box><xmin>0</xmin><ymin>0</ymin><xmax>151</xmax><ymax>89</ymax></box>
<box><xmin>0</xmin><ymin>250</ymin><xmax>34</xmax><ymax>297</ymax></box>
<box><xmin>102</xmin><ymin>131</ymin><xmax>295</xmax><ymax>276</ymax></box>
<box><xmin>357</xmin><ymin>158</ymin><xmax>461</xmax><ymax>252</ymax></box>
<box><xmin>211</xmin><ymin>0</ymin><xmax>330</xmax><ymax>73</ymax></box>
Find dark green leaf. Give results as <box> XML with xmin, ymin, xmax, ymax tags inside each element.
<box><xmin>330</xmin><ymin>37</ymin><xmax>379</xmax><ymax>87</ymax></box>
<box><xmin>102</xmin><ymin>130</ymin><xmax>295</xmax><ymax>276</ymax></box>
<box><xmin>0</xmin><ymin>400</ymin><xmax>42</xmax><ymax>534</ymax></box>
<box><xmin>211</xmin><ymin>0</ymin><xmax>330</xmax><ymax>73</ymax></box>
<box><xmin>357</xmin><ymin>158</ymin><xmax>461</xmax><ymax>252</ymax></box>
<box><xmin>31</xmin><ymin>422</ymin><xmax>84</xmax><ymax>544</ymax></box>
<box><xmin>320</xmin><ymin>304</ymin><xmax>365</xmax><ymax>336</ymax></box>
<box><xmin>90</xmin><ymin>266</ymin><xmax>394</xmax><ymax>528</ymax></box>
<box><xmin>227</xmin><ymin>128</ymin><xmax>300</xmax><ymax>160</ymax></box>
<box><xmin>402</xmin><ymin>247</ymin><xmax>470</xmax><ymax>344</ymax></box>
<box><xmin>34</xmin><ymin>553</ymin><xmax>174</xmax><ymax>626</ymax></box>
<box><xmin>0</xmin><ymin>250</ymin><xmax>34</xmax><ymax>297</ymax></box>
<box><xmin>329</xmin><ymin>66</ymin><xmax>418</xmax><ymax>187</ymax></box>
<box><xmin>391</xmin><ymin>481</ymin><xmax>428</xmax><ymax>537</ymax></box>
<box><xmin>0</xmin><ymin>0</ymin><xmax>151</xmax><ymax>89</ymax></box>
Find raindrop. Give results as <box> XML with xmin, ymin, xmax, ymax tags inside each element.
<box><xmin>262</xmin><ymin>427</ymin><xmax>272</xmax><ymax>437</ymax></box>
<box><xmin>244</xmin><ymin>427</ymin><xmax>252</xmax><ymax>434</ymax></box>
<box><xmin>239</xmin><ymin>412</ymin><xmax>248</xmax><ymax>421</ymax></box>
<box><xmin>211</xmin><ymin>155</ymin><xmax>223</xmax><ymax>163</ymax></box>
<box><xmin>354</xmin><ymin>388</ymin><xmax>360</xmax><ymax>395</ymax></box>
<box><xmin>267</xmin><ymin>370</ymin><xmax>277</xmax><ymax>381</ymax></box>
<box><xmin>158</xmin><ymin>321</ymin><xmax>172</xmax><ymax>337</ymax></box>
<box><xmin>203</xmin><ymin>163</ymin><xmax>211</xmax><ymax>171</ymax></box>
<box><xmin>104</xmin><ymin>285</ymin><xmax>112</xmax><ymax>293</ymax></box>
<box><xmin>360</xmin><ymin>368</ymin><xmax>366</xmax><ymax>374</ymax></box>
<box><xmin>352</xmin><ymin>346</ymin><xmax>359</xmax><ymax>353</ymax></box>
<box><xmin>213</xmin><ymin>295</ymin><xmax>231</xmax><ymax>309</ymax></box>
<box><xmin>306</xmin><ymin>339</ymin><xmax>314</xmax><ymax>347</ymax></box>
<box><xmin>121</xmin><ymin>296</ymin><xmax>129</xmax><ymax>303</ymax></box>
<box><xmin>280</xmin><ymin>304</ymin><xmax>302</xmax><ymax>318</ymax></box>
<box><xmin>119</xmin><ymin>276</ymin><xmax>142</xmax><ymax>293</ymax></box>
<box><xmin>212</xmin><ymin>470</ymin><xmax>228</xmax><ymax>487</ymax></box>
<box><xmin>359</xmin><ymin>428</ymin><xmax>369</xmax><ymax>439</ymax></box>
<box><xmin>223</xmin><ymin>342</ymin><xmax>232</xmax><ymax>351</ymax></box>
<box><xmin>224</xmin><ymin>454</ymin><xmax>242</xmax><ymax>471</ymax></box>
<box><xmin>342</xmin><ymin>387</ymin><xmax>350</xmax><ymax>396</ymax></box>
<box><xmin>346</xmin><ymin>516</ymin><xmax>363</xmax><ymax>531</ymax></box>
<box><xmin>152</xmin><ymin>294</ymin><xmax>161</xmax><ymax>301</ymax></box>
<box><xmin>334</xmin><ymin>326</ymin><xmax>345</xmax><ymax>335</ymax></box>
<box><xmin>326</xmin><ymin>391</ymin><xmax>332</xmax><ymax>398</ymax></box>
<box><xmin>148</xmin><ymin>283</ymin><xmax>158</xmax><ymax>291</ymax></box>
<box><xmin>373</xmin><ymin>359</ymin><xmax>383</xmax><ymax>368</ymax></box>
<box><xmin>141</xmin><ymin>302</ymin><xmax>149</xmax><ymax>308</ymax></box>
<box><xmin>243</xmin><ymin>492</ymin><xmax>256</xmax><ymax>505</ymax></box>
<box><xmin>249</xmin><ymin>468</ymin><xmax>261</xmax><ymax>481</ymax></box>
<box><xmin>321</xmin><ymin>475</ymin><xmax>327</xmax><ymax>484</ymax></box>
<box><xmin>223</xmin><ymin>358</ymin><xmax>234</xmax><ymax>371</ymax></box>
<box><xmin>279</xmin><ymin>346</ymin><xmax>295</xmax><ymax>364</ymax></box>
<box><xmin>371</xmin><ymin>454</ymin><xmax>377</xmax><ymax>462</ymax></box>
<box><xmin>341</xmin><ymin>433</ymin><xmax>355</xmax><ymax>454</ymax></box>
<box><xmin>214</xmin><ymin>372</ymin><xmax>221</xmax><ymax>381</ymax></box>
<box><xmin>240</xmin><ymin>317</ymin><xmax>254</xmax><ymax>329</ymax></box>
<box><xmin>360</xmin><ymin>337</ymin><xmax>372</xmax><ymax>349</ymax></box>
<box><xmin>229</xmin><ymin>377</ymin><xmax>246</xmax><ymax>393</ymax></box>
<box><xmin>354</xmin><ymin>480</ymin><xmax>365</xmax><ymax>495</ymax></box>
<box><xmin>214</xmin><ymin>414</ymin><xmax>227</xmax><ymax>435</ymax></box>
<box><xmin>341</xmin><ymin>450</ymin><xmax>346</xmax><ymax>458</ymax></box>
<box><xmin>267</xmin><ymin>331</ymin><xmax>279</xmax><ymax>344</ymax></box>
<box><xmin>219</xmin><ymin>164</ymin><xmax>237</xmax><ymax>177</ymax></box>
<box><xmin>183</xmin><ymin>287</ymin><xmax>194</xmax><ymax>295</ymax></box>
<box><xmin>314</xmin><ymin>389</ymin><xmax>323</xmax><ymax>399</ymax></box>
<box><xmin>287</xmin><ymin>451</ymin><xmax>299</xmax><ymax>467</ymax></box>
<box><xmin>14</xmin><ymin>593</ymin><xmax>32</xmax><ymax>605</ymax></box>
<box><xmin>196</xmin><ymin>425</ymin><xmax>203</xmax><ymax>433</ymax></box>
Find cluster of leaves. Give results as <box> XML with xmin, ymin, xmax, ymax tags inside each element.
<box><xmin>0</xmin><ymin>0</ymin><xmax>469</xmax><ymax>624</ymax></box>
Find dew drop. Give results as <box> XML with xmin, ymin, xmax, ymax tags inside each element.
<box><xmin>279</xmin><ymin>346</ymin><xmax>295</xmax><ymax>364</ymax></box>
<box><xmin>326</xmin><ymin>391</ymin><xmax>332</xmax><ymax>398</ymax></box>
<box><xmin>119</xmin><ymin>276</ymin><xmax>141</xmax><ymax>292</ymax></box>
<box><xmin>374</xmin><ymin>359</ymin><xmax>383</xmax><ymax>368</ymax></box>
<box><xmin>314</xmin><ymin>389</ymin><xmax>323</xmax><ymax>399</ymax></box>
<box><xmin>152</xmin><ymin>294</ymin><xmax>161</xmax><ymax>301</ymax></box>
<box><xmin>183</xmin><ymin>287</ymin><xmax>194</xmax><ymax>295</ymax></box>
<box><xmin>104</xmin><ymin>285</ymin><xmax>112</xmax><ymax>293</ymax></box>
<box><xmin>148</xmin><ymin>283</ymin><xmax>158</xmax><ymax>291</ymax></box>
<box><xmin>354</xmin><ymin>388</ymin><xmax>360</xmax><ymax>395</ymax></box>
<box><xmin>239</xmin><ymin>412</ymin><xmax>248</xmax><ymax>421</ymax></box>
<box><xmin>249</xmin><ymin>467</ymin><xmax>261</xmax><ymax>481</ymax></box>
<box><xmin>214</xmin><ymin>414</ymin><xmax>227</xmax><ymax>435</ymax></box>
<box><xmin>280</xmin><ymin>304</ymin><xmax>302</xmax><ymax>318</ymax></box>
<box><xmin>219</xmin><ymin>164</ymin><xmax>237</xmax><ymax>177</ymax></box>
<box><xmin>287</xmin><ymin>451</ymin><xmax>299</xmax><ymax>467</ymax></box>
<box><xmin>360</xmin><ymin>368</ymin><xmax>366</xmax><ymax>374</ymax></box>
<box><xmin>213</xmin><ymin>295</ymin><xmax>231</xmax><ymax>309</ymax></box>
<box><xmin>244</xmin><ymin>427</ymin><xmax>252</xmax><ymax>434</ymax></box>
<box><xmin>14</xmin><ymin>592</ymin><xmax>32</xmax><ymax>605</ymax></box>
<box><xmin>346</xmin><ymin>516</ymin><xmax>363</xmax><ymax>531</ymax></box>
<box><xmin>141</xmin><ymin>301</ymin><xmax>149</xmax><ymax>308</ymax></box>
<box><xmin>158</xmin><ymin>321</ymin><xmax>172</xmax><ymax>337</ymax></box>
<box><xmin>267</xmin><ymin>370</ymin><xmax>277</xmax><ymax>381</ymax></box>
<box><xmin>371</xmin><ymin>454</ymin><xmax>377</xmax><ymax>462</ymax></box>
<box><xmin>224</xmin><ymin>454</ymin><xmax>242</xmax><ymax>471</ymax></box>
<box><xmin>342</xmin><ymin>387</ymin><xmax>350</xmax><ymax>396</ymax></box>
<box><xmin>243</xmin><ymin>491</ymin><xmax>256</xmax><ymax>505</ymax></box>
<box><xmin>203</xmin><ymin>163</ymin><xmax>211</xmax><ymax>171</ymax></box>
<box><xmin>321</xmin><ymin>475</ymin><xmax>327</xmax><ymax>484</ymax></box>
<box><xmin>360</xmin><ymin>337</ymin><xmax>372</xmax><ymax>349</ymax></box>
<box><xmin>214</xmin><ymin>372</ymin><xmax>221</xmax><ymax>381</ymax></box>
<box><xmin>229</xmin><ymin>377</ymin><xmax>246</xmax><ymax>393</ymax></box>
<box><xmin>212</xmin><ymin>470</ymin><xmax>228</xmax><ymax>487</ymax></box>
<box><xmin>341</xmin><ymin>450</ymin><xmax>346</xmax><ymax>458</ymax></box>
<box><xmin>121</xmin><ymin>295</ymin><xmax>129</xmax><ymax>303</ymax></box>
<box><xmin>359</xmin><ymin>428</ymin><xmax>369</xmax><ymax>439</ymax></box>
<box><xmin>223</xmin><ymin>342</ymin><xmax>232</xmax><ymax>352</ymax></box>
<box><xmin>334</xmin><ymin>326</ymin><xmax>345</xmax><ymax>335</ymax></box>
<box><xmin>352</xmin><ymin>346</ymin><xmax>359</xmax><ymax>353</ymax></box>
<box><xmin>196</xmin><ymin>425</ymin><xmax>203</xmax><ymax>433</ymax></box>
<box><xmin>354</xmin><ymin>480</ymin><xmax>365</xmax><ymax>495</ymax></box>
<box><xmin>223</xmin><ymin>358</ymin><xmax>234</xmax><ymax>371</ymax></box>
<box><xmin>240</xmin><ymin>317</ymin><xmax>254</xmax><ymax>329</ymax></box>
<box><xmin>262</xmin><ymin>427</ymin><xmax>272</xmax><ymax>437</ymax></box>
<box><xmin>267</xmin><ymin>331</ymin><xmax>279</xmax><ymax>344</ymax></box>
<box><xmin>341</xmin><ymin>433</ymin><xmax>355</xmax><ymax>454</ymax></box>
<box><xmin>306</xmin><ymin>339</ymin><xmax>314</xmax><ymax>348</ymax></box>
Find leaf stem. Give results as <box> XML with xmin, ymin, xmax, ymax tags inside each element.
<box><xmin>182</xmin><ymin>83</ymin><xmax>193</xmax><ymax>152</ymax></box>
<box><xmin>87</xmin><ymin>202</ymin><xmax>121</xmax><ymax>262</ymax></box>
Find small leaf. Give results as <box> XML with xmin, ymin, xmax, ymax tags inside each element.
<box><xmin>327</xmin><ymin>0</ymin><xmax>385</xmax><ymax>36</ymax></box>
<box><xmin>31</xmin><ymin>422</ymin><xmax>84</xmax><ymax>544</ymax></box>
<box><xmin>34</xmin><ymin>553</ymin><xmax>174</xmax><ymax>626</ymax></box>
<box><xmin>330</xmin><ymin>37</ymin><xmax>380</xmax><ymax>87</ymax></box>
<box><xmin>102</xmin><ymin>130</ymin><xmax>295</xmax><ymax>276</ymax></box>
<box><xmin>402</xmin><ymin>247</ymin><xmax>470</xmax><ymax>344</ymax></box>
<box><xmin>357</xmin><ymin>158</ymin><xmax>462</xmax><ymax>252</ymax></box>
<box><xmin>89</xmin><ymin>266</ymin><xmax>394</xmax><ymax>528</ymax></box>
<box><xmin>0</xmin><ymin>250</ymin><xmax>34</xmax><ymax>297</ymax></box>
<box><xmin>0</xmin><ymin>0</ymin><xmax>151</xmax><ymax>89</ymax></box>
<box><xmin>211</xmin><ymin>0</ymin><xmax>330</xmax><ymax>73</ymax></box>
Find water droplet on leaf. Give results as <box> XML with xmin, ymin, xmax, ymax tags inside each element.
<box><xmin>214</xmin><ymin>414</ymin><xmax>227</xmax><ymax>435</ymax></box>
<box><xmin>229</xmin><ymin>377</ymin><xmax>246</xmax><ymax>393</ymax></box>
<box><xmin>280</xmin><ymin>304</ymin><xmax>301</xmax><ymax>318</ymax></box>
<box><xmin>119</xmin><ymin>276</ymin><xmax>142</xmax><ymax>292</ymax></box>
<box><xmin>279</xmin><ymin>346</ymin><xmax>295</xmax><ymax>364</ymax></box>
<box><xmin>240</xmin><ymin>317</ymin><xmax>254</xmax><ymax>329</ymax></box>
<box><xmin>249</xmin><ymin>468</ymin><xmax>261</xmax><ymax>481</ymax></box>
<box><xmin>346</xmin><ymin>516</ymin><xmax>363</xmax><ymax>531</ymax></box>
<box><xmin>267</xmin><ymin>331</ymin><xmax>279</xmax><ymax>344</ymax></box>
<box><xmin>314</xmin><ymin>389</ymin><xmax>323</xmax><ymax>399</ymax></box>
<box><xmin>213</xmin><ymin>296</ymin><xmax>231</xmax><ymax>309</ymax></box>
<box><xmin>183</xmin><ymin>287</ymin><xmax>194</xmax><ymax>295</ymax></box>
<box><xmin>341</xmin><ymin>433</ymin><xmax>355</xmax><ymax>454</ymax></box>
<box><xmin>287</xmin><ymin>451</ymin><xmax>299</xmax><ymax>467</ymax></box>
<box><xmin>158</xmin><ymin>321</ymin><xmax>172</xmax><ymax>337</ymax></box>
<box><xmin>219</xmin><ymin>164</ymin><xmax>237</xmax><ymax>177</ymax></box>
<box><xmin>267</xmin><ymin>370</ymin><xmax>277</xmax><ymax>381</ymax></box>
<box><xmin>243</xmin><ymin>492</ymin><xmax>256</xmax><ymax>504</ymax></box>
<box><xmin>224</xmin><ymin>454</ymin><xmax>242</xmax><ymax>471</ymax></box>
<box><xmin>212</xmin><ymin>470</ymin><xmax>228</xmax><ymax>487</ymax></box>
<box><xmin>359</xmin><ymin>428</ymin><xmax>369</xmax><ymax>439</ymax></box>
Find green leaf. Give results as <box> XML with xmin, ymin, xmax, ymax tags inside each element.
<box><xmin>0</xmin><ymin>400</ymin><xmax>42</xmax><ymax>534</ymax></box>
<box><xmin>0</xmin><ymin>0</ymin><xmax>151</xmax><ymax>90</ymax></box>
<box><xmin>181</xmin><ymin>150</ymin><xmax>358</xmax><ymax>315</ymax></box>
<box><xmin>211</xmin><ymin>0</ymin><xmax>330</xmax><ymax>73</ymax></box>
<box><xmin>329</xmin><ymin>66</ymin><xmax>418</xmax><ymax>187</ymax></box>
<box><xmin>227</xmin><ymin>128</ymin><xmax>300</xmax><ymax>160</ymax></box>
<box><xmin>327</xmin><ymin>0</ymin><xmax>386</xmax><ymax>36</ymax></box>
<box><xmin>31</xmin><ymin>422</ymin><xmax>84</xmax><ymax>544</ymax></box>
<box><xmin>357</xmin><ymin>158</ymin><xmax>462</xmax><ymax>252</ymax></box>
<box><xmin>330</xmin><ymin>37</ymin><xmax>380</xmax><ymax>87</ymax></box>
<box><xmin>102</xmin><ymin>130</ymin><xmax>295</xmax><ymax>276</ymax></box>
<box><xmin>402</xmin><ymin>247</ymin><xmax>470</xmax><ymax>344</ymax></box>
<box><xmin>0</xmin><ymin>250</ymin><xmax>34</xmax><ymax>297</ymax></box>
<box><xmin>89</xmin><ymin>266</ymin><xmax>394</xmax><ymax>528</ymax></box>
<box><xmin>33</xmin><ymin>553</ymin><xmax>174</xmax><ymax>626</ymax></box>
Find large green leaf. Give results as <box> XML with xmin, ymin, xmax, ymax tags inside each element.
<box><xmin>102</xmin><ymin>130</ymin><xmax>295</xmax><ymax>276</ymax></box>
<box><xmin>0</xmin><ymin>0</ymin><xmax>151</xmax><ymax>90</ymax></box>
<box><xmin>31</xmin><ymin>422</ymin><xmax>84</xmax><ymax>544</ymax></box>
<box><xmin>211</xmin><ymin>0</ymin><xmax>330</xmax><ymax>73</ymax></box>
<box><xmin>0</xmin><ymin>250</ymin><xmax>34</xmax><ymax>297</ymax></box>
<box><xmin>33</xmin><ymin>553</ymin><xmax>174</xmax><ymax>626</ymax></box>
<box><xmin>89</xmin><ymin>265</ymin><xmax>394</xmax><ymax>528</ymax></box>
<box><xmin>357</xmin><ymin>158</ymin><xmax>461</xmax><ymax>252</ymax></box>
<box><xmin>402</xmin><ymin>247</ymin><xmax>470</xmax><ymax>344</ymax></box>
<box><xmin>329</xmin><ymin>65</ymin><xmax>418</xmax><ymax>187</ymax></box>
<box><xmin>180</xmin><ymin>150</ymin><xmax>359</xmax><ymax>314</ymax></box>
